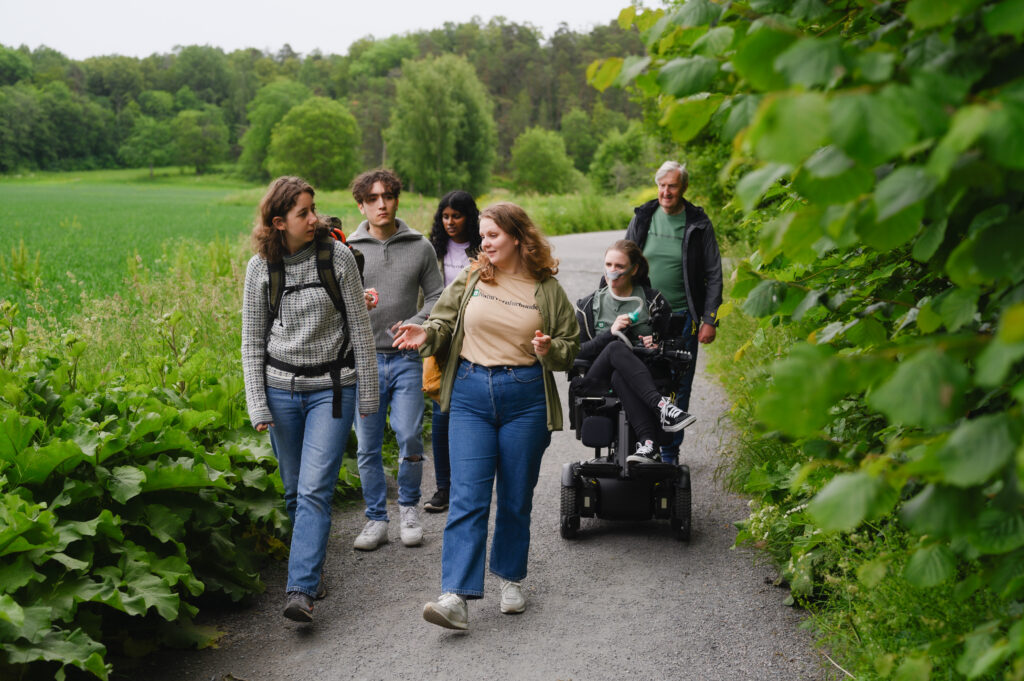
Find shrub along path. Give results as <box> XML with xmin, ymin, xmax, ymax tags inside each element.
<box><xmin>123</xmin><ymin>230</ymin><xmax>825</xmax><ymax>681</ymax></box>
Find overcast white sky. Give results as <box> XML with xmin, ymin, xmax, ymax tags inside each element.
<box><xmin>0</xmin><ymin>0</ymin><xmax>644</xmax><ymax>60</ymax></box>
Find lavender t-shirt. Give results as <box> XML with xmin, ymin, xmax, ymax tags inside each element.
<box><xmin>443</xmin><ymin>240</ymin><xmax>472</xmax><ymax>286</ymax></box>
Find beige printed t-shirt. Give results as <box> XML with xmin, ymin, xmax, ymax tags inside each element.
<box><xmin>460</xmin><ymin>270</ymin><xmax>542</xmax><ymax>367</ymax></box>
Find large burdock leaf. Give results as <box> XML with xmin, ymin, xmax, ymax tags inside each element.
<box><xmin>934</xmin><ymin>413</ymin><xmax>1015</xmax><ymax>487</ymax></box>
<box><xmin>867</xmin><ymin>349</ymin><xmax>968</xmax><ymax>428</ymax></box>
<box><xmin>808</xmin><ymin>471</ymin><xmax>899</xmax><ymax>531</ymax></box>
<box><xmin>4</xmin><ymin>628</ymin><xmax>110</xmax><ymax>680</ymax></box>
<box><xmin>903</xmin><ymin>542</ymin><xmax>956</xmax><ymax>587</ymax></box>
<box><xmin>107</xmin><ymin>466</ymin><xmax>146</xmax><ymax>504</ymax></box>
<box><xmin>15</xmin><ymin>440</ymin><xmax>83</xmax><ymax>486</ymax></box>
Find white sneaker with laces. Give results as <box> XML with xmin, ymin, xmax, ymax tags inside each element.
<box><xmin>353</xmin><ymin>519</ymin><xmax>389</xmax><ymax>551</ymax></box>
<box><xmin>423</xmin><ymin>592</ymin><xmax>468</xmax><ymax>630</ymax></box>
<box><xmin>399</xmin><ymin>504</ymin><xmax>423</xmax><ymax>546</ymax></box>
<box><xmin>499</xmin><ymin>579</ymin><xmax>526</xmax><ymax>614</ymax></box>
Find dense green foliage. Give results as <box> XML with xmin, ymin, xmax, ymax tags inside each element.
<box><xmin>596</xmin><ymin>0</ymin><xmax>1024</xmax><ymax>677</ymax></box>
<box><xmin>0</xmin><ymin>290</ymin><xmax>288</xmax><ymax>679</ymax></box>
<box><xmin>266</xmin><ymin>97</ymin><xmax>361</xmax><ymax>190</ymax></box>
<box><xmin>510</xmin><ymin>127</ymin><xmax>581</xmax><ymax>195</ymax></box>
<box><xmin>384</xmin><ymin>55</ymin><xmax>496</xmax><ymax>196</ymax></box>
<box><xmin>237</xmin><ymin>80</ymin><xmax>312</xmax><ymax>182</ymax></box>
<box><xmin>170</xmin><ymin>107</ymin><xmax>229</xmax><ymax>175</ymax></box>
<box><xmin>0</xmin><ymin>18</ymin><xmax>643</xmax><ymax>182</ymax></box>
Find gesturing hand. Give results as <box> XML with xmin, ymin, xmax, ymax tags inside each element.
<box><xmin>531</xmin><ymin>329</ymin><xmax>551</xmax><ymax>356</ymax></box>
<box><xmin>392</xmin><ymin>323</ymin><xmax>427</xmax><ymax>350</ymax></box>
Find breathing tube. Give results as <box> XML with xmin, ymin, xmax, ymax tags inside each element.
<box><xmin>606</xmin><ymin>284</ymin><xmax>645</xmax><ymax>346</ymax></box>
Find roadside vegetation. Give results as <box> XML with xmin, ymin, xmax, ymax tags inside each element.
<box><xmin>592</xmin><ymin>1</ymin><xmax>1024</xmax><ymax>679</ymax></box>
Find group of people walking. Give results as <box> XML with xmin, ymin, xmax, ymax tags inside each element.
<box><xmin>241</xmin><ymin>161</ymin><xmax>722</xmax><ymax>629</ymax></box>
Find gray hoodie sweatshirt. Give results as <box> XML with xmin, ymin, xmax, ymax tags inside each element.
<box><xmin>348</xmin><ymin>218</ymin><xmax>444</xmax><ymax>353</ymax></box>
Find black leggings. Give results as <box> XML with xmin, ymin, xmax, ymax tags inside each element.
<box><xmin>580</xmin><ymin>341</ymin><xmax>662</xmax><ymax>443</ymax></box>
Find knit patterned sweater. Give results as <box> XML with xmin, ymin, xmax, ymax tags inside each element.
<box><xmin>242</xmin><ymin>240</ymin><xmax>379</xmax><ymax>428</ymax></box>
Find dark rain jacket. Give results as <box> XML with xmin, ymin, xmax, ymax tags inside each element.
<box><xmin>624</xmin><ymin>198</ymin><xmax>723</xmax><ymax>328</ymax></box>
<box><xmin>575</xmin><ymin>283</ymin><xmax>672</xmax><ymax>361</ymax></box>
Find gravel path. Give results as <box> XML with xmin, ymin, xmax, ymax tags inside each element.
<box><xmin>124</xmin><ymin>230</ymin><xmax>827</xmax><ymax>681</ymax></box>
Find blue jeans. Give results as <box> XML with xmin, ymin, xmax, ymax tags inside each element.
<box><xmin>431</xmin><ymin>401</ymin><xmax>451</xmax><ymax>491</ymax></box>
<box><xmin>661</xmin><ymin>311</ymin><xmax>699</xmax><ymax>462</ymax></box>
<box><xmin>267</xmin><ymin>385</ymin><xmax>355</xmax><ymax>598</ymax></box>
<box><xmin>441</xmin><ymin>360</ymin><xmax>550</xmax><ymax>599</ymax></box>
<box><xmin>354</xmin><ymin>351</ymin><xmax>425</xmax><ymax>520</ymax></box>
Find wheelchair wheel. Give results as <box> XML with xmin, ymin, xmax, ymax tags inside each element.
<box><xmin>560</xmin><ymin>485</ymin><xmax>580</xmax><ymax>539</ymax></box>
<box><xmin>671</xmin><ymin>465</ymin><xmax>691</xmax><ymax>542</ymax></box>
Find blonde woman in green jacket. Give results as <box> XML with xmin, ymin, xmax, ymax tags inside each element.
<box><xmin>392</xmin><ymin>202</ymin><xmax>579</xmax><ymax>630</ymax></box>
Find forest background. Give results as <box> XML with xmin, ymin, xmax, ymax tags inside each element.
<box><xmin>3</xmin><ymin>2</ymin><xmax>1024</xmax><ymax>681</ymax></box>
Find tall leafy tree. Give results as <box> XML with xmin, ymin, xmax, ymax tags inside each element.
<box><xmin>384</xmin><ymin>54</ymin><xmax>496</xmax><ymax>196</ymax></box>
<box><xmin>171</xmin><ymin>105</ymin><xmax>228</xmax><ymax>174</ymax></box>
<box><xmin>0</xmin><ymin>45</ymin><xmax>32</xmax><ymax>85</ymax></box>
<box><xmin>510</xmin><ymin>126</ymin><xmax>580</xmax><ymax>194</ymax></box>
<box><xmin>265</xmin><ymin>96</ymin><xmax>361</xmax><ymax>190</ymax></box>
<box><xmin>119</xmin><ymin>115</ymin><xmax>173</xmax><ymax>177</ymax></box>
<box><xmin>237</xmin><ymin>79</ymin><xmax>311</xmax><ymax>181</ymax></box>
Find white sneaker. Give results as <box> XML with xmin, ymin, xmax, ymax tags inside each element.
<box><xmin>499</xmin><ymin>579</ymin><xmax>526</xmax><ymax>614</ymax></box>
<box><xmin>399</xmin><ymin>505</ymin><xmax>423</xmax><ymax>547</ymax></box>
<box><xmin>353</xmin><ymin>519</ymin><xmax>389</xmax><ymax>551</ymax></box>
<box><xmin>423</xmin><ymin>592</ymin><xmax>468</xmax><ymax>630</ymax></box>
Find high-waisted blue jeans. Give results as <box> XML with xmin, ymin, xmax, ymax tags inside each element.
<box><xmin>267</xmin><ymin>385</ymin><xmax>355</xmax><ymax>597</ymax></box>
<box><xmin>441</xmin><ymin>360</ymin><xmax>550</xmax><ymax>598</ymax></box>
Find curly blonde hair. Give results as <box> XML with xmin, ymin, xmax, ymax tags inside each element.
<box><xmin>474</xmin><ymin>202</ymin><xmax>558</xmax><ymax>283</ymax></box>
<box><xmin>251</xmin><ymin>176</ymin><xmax>326</xmax><ymax>262</ymax></box>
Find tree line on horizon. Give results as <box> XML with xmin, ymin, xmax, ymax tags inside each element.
<box><xmin>0</xmin><ymin>17</ymin><xmax>657</xmax><ymax>194</ymax></box>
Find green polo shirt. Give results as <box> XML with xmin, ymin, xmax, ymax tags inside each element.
<box><xmin>643</xmin><ymin>208</ymin><xmax>688</xmax><ymax>312</ymax></box>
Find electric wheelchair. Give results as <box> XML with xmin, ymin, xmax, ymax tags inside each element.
<box><xmin>559</xmin><ymin>316</ymin><xmax>694</xmax><ymax>541</ymax></box>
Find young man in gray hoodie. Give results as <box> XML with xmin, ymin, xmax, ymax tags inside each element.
<box><xmin>347</xmin><ymin>169</ymin><xmax>444</xmax><ymax>550</ymax></box>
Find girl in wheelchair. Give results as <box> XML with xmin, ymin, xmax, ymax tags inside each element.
<box><xmin>573</xmin><ymin>240</ymin><xmax>696</xmax><ymax>463</ymax></box>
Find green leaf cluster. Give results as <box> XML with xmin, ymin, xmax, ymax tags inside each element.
<box><xmin>605</xmin><ymin>0</ymin><xmax>1024</xmax><ymax>676</ymax></box>
<box><xmin>0</xmin><ymin>308</ymin><xmax>287</xmax><ymax>679</ymax></box>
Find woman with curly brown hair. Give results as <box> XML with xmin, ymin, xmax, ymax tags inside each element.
<box><xmin>392</xmin><ymin>202</ymin><xmax>579</xmax><ymax>630</ymax></box>
<box><xmin>242</xmin><ymin>176</ymin><xmax>378</xmax><ymax>623</ymax></box>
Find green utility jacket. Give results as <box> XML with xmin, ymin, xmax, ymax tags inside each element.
<box><xmin>419</xmin><ymin>266</ymin><xmax>580</xmax><ymax>431</ymax></box>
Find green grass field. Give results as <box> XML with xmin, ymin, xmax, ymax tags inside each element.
<box><xmin>0</xmin><ymin>167</ymin><xmax>635</xmax><ymax>325</ymax></box>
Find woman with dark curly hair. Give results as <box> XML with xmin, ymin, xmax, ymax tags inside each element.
<box><xmin>423</xmin><ymin>191</ymin><xmax>481</xmax><ymax>513</ymax></box>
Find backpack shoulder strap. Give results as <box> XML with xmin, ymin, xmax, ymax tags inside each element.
<box><xmin>267</xmin><ymin>258</ymin><xmax>286</xmax><ymax>321</ymax></box>
<box><xmin>315</xmin><ymin>239</ymin><xmax>345</xmax><ymax>314</ymax></box>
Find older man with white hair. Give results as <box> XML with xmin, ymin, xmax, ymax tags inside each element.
<box><xmin>625</xmin><ymin>161</ymin><xmax>723</xmax><ymax>463</ymax></box>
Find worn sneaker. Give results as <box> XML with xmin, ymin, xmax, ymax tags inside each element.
<box><xmin>353</xmin><ymin>519</ymin><xmax>389</xmax><ymax>551</ymax></box>
<box><xmin>627</xmin><ymin>440</ymin><xmax>658</xmax><ymax>464</ymax></box>
<box><xmin>283</xmin><ymin>591</ymin><xmax>314</xmax><ymax>622</ymax></box>
<box><xmin>658</xmin><ymin>398</ymin><xmax>697</xmax><ymax>433</ymax></box>
<box><xmin>423</xmin><ymin>488</ymin><xmax>449</xmax><ymax>513</ymax></box>
<box><xmin>499</xmin><ymin>579</ymin><xmax>526</xmax><ymax>614</ymax></box>
<box><xmin>399</xmin><ymin>505</ymin><xmax>423</xmax><ymax>546</ymax></box>
<box><xmin>423</xmin><ymin>592</ymin><xmax>468</xmax><ymax>630</ymax></box>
